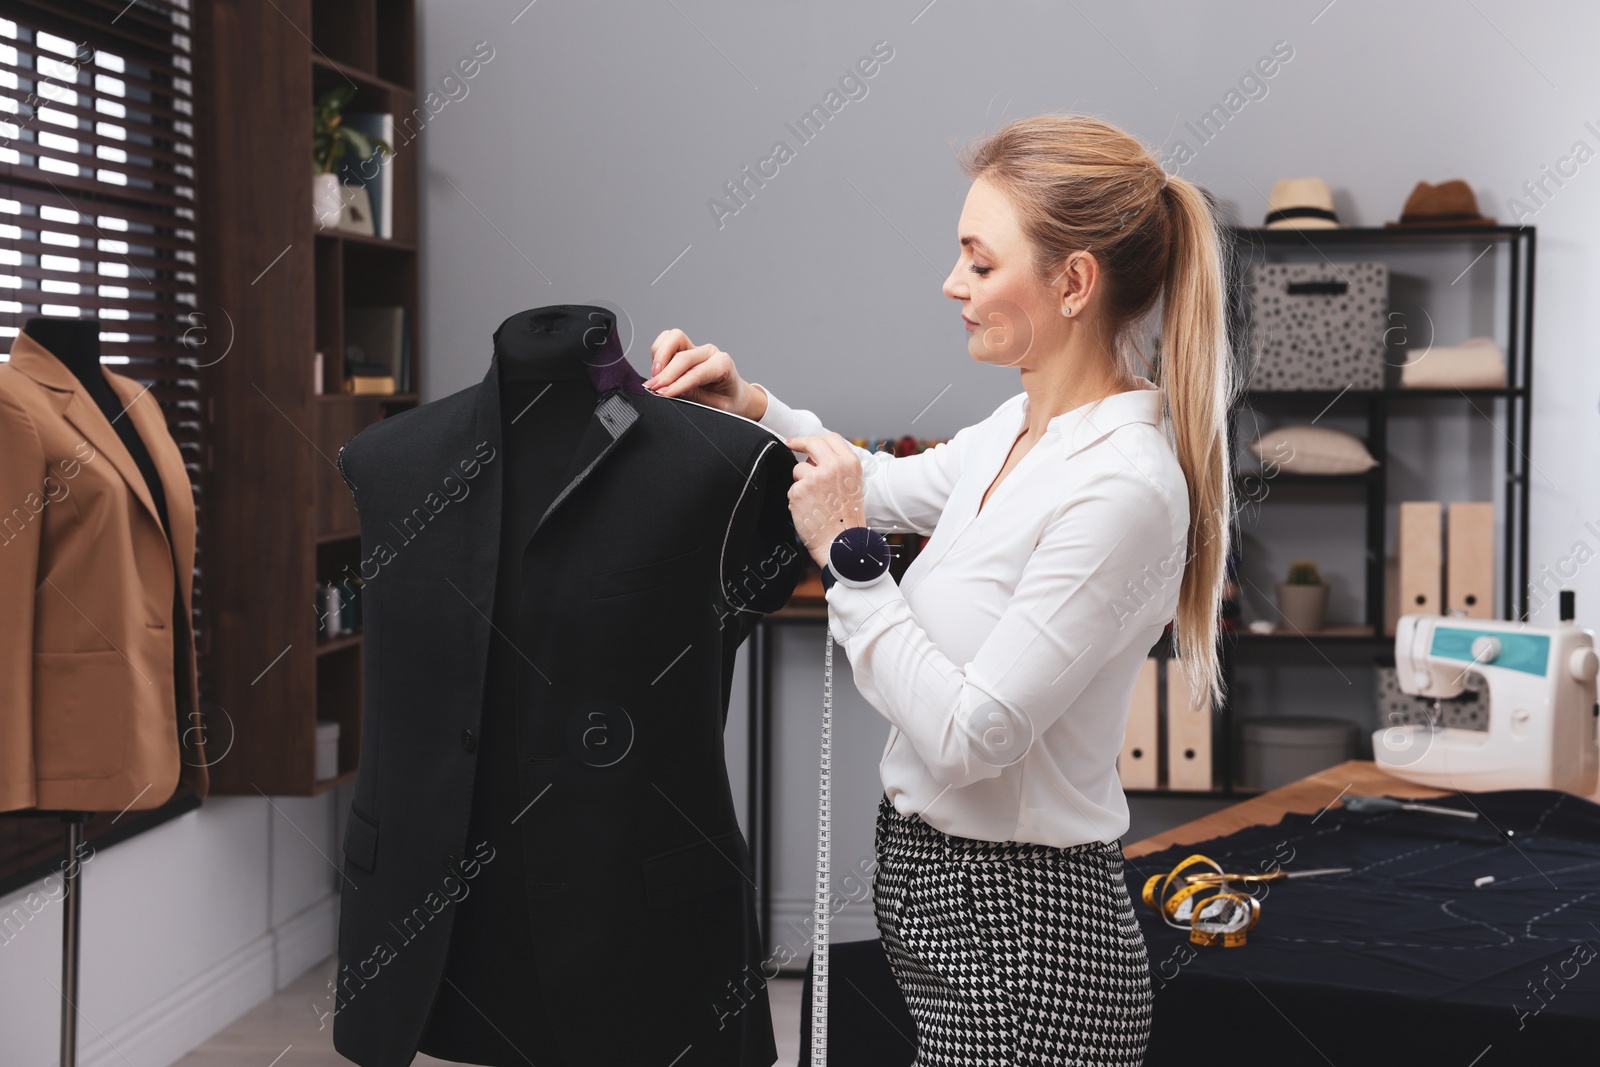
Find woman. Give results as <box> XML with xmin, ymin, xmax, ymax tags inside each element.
<box><xmin>646</xmin><ymin>114</ymin><xmax>1234</xmax><ymax>1065</ymax></box>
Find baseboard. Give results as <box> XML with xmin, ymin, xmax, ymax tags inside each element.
<box><xmin>274</xmin><ymin>888</ymin><xmax>340</xmax><ymax>989</ymax></box>
<box><xmin>76</xmin><ymin>927</ymin><xmax>275</xmax><ymax>1067</ymax></box>
<box><xmin>74</xmin><ymin>890</ymin><xmax>339</xmax><ymax>1067</ymax></box>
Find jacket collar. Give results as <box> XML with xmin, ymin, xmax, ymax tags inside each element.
<box><xmin>8</xmin><ymin>327</ymin><xmax>85</xmax><ymax>392</ymax></box>
<box><xmin>6</xmin><ymin>328</ymin><xmax>176</xmax><ymax>549</ymax></box>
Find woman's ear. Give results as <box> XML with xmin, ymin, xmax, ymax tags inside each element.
<box><xmin>1054</xmin><ymin>250</ymin><xmax>1100</xmax><ymax>316</ymax></box>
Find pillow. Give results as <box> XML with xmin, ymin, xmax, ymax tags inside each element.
<box><xmin>1399</xmin><ymin>336</ymin><xmax>1506</xmax><ymax>389</ymax></box>
<box><xmin>1248</xmin><ymin>424</ymin><xmax>1377</xmax><ymax>475</ymax></box>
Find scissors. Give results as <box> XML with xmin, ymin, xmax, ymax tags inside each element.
<box><xmin>1181</xmin><ymin>866</ymin><xmax>1350</xmax><ymax>886</ymax></box>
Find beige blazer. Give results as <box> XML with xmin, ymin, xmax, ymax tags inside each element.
<box><xmin>0</xmin><ymin>329</ymin><xmax>209</xmax><ymax>813</ymax></box>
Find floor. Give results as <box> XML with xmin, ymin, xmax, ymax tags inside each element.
<box><xmin>171</xmin><ymin>953</ymin><xmax>806</xmax><ymax>1066</ymax></box>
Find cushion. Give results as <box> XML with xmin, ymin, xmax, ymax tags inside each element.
<box><xmin>1248</xmin><ymin>424</ymin><xmax>1377</xmax><ymax>475</ymax></box>
<box><xmin>1398</xmin><ymin>336</ymin><xmax>1506</xmax><ymax>389</ymax></box>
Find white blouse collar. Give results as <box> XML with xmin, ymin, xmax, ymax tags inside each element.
<box><xmin>1017</xmin><ymin>377</ymin><xmax>1164</xmax><ymax>454</ymax></box>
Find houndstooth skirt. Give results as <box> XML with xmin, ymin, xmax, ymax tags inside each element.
<box><xmin>873</xmin><ymin>793</ymin><xmax>1154</xmax><ymax>1066</ymax></box>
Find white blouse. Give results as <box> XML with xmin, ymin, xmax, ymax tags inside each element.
<box><xmin>753</xmin><ymin>377</ymin><xmax>1190</xmax><ymax>848</ymax></box>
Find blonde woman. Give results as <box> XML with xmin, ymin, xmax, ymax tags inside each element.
<box><xmin>647</xmin><ymin>114</ymin><xmax>1234</xmax><ymax>1065</ymax></box>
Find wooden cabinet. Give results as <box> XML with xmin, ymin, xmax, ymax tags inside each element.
<box><xmin>195</xmin><ymin>0</ymin><xmax>419</xmax><ymax>795</ymax></box>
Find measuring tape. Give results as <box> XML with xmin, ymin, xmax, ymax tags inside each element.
<box><xmin>1141</xmin><ymin>853</ymin><xmax>1261</xmax><ymax>948</ymax></box>
<box><xmin>808</xmin><ymin>630</ymin><xmax>835</xmax><ymax>1065</ymax></box>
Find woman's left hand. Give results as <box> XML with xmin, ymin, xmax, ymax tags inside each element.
<box><xmin>785</xmin><ymin>433</ymin><xmax>866</xmax><ymax>569</ymax></box>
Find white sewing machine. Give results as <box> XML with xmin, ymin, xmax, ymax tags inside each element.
<box><xmin>1373</xmin><ymin>604</ymin><xmax>1600</xmax><ymax>795</ymax></box>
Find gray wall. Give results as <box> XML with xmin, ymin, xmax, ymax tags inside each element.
<box><xmin>415</xmin><ymin>0</ymin><xmax>1600</xmax><ymax>952</ymax></box>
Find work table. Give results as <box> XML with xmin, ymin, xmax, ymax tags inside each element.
<box><xmin>1125</xmin><ymin>758</ymin><xmax>1600</xmax><ymax>858</ymax></box>
<box><xmin>1124</xmin><ymin>758</ymin><xmax>1600</xmax><ymax>1065</ymax></box>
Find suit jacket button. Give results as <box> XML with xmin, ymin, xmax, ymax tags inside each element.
<box><xmin>443</xmin><ymin>853</ymin><xmax>458</xmax><ymax>876</ymax></box>
<box><xmin>460</xmin><ymin>728</ymin><xmax>477</xmax><ymax>753</ymax></box>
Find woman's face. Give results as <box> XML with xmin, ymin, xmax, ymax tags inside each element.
<box><xmin>943</xmin><ymin>176</ymin><xmax>1073</xmax><ymax>369</ymax></box>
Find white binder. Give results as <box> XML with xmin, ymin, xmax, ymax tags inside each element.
<box><xmin>1165</xmin><ymin>657</ymin><xmax>1214</xmax><ymax>791</ymax></box>
<box><xmin>1118</xmin><ymin>657</ymin><xmax>1160</xmax><ymax>790</ymax></box>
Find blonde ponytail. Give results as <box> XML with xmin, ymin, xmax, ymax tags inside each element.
<box><xmin>1158</xmin><ymin>176</ymin><xmax>1235</xmax><ymax>710</ymax></box>
<box><xmin>956</xmin><ymin>115</ymin><xmax>1237</xmax><ymax>712</ymax></box>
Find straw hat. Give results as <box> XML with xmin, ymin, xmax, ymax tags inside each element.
<box><xmin>1385</xmin><ymin>180</ymin><xmax>1495</xmax><ymax>227</ymax></box>
<box><xmin>1262</xmin><ymin>178</ymin><xmax>1341</xmax><ymax>230</ymax></box>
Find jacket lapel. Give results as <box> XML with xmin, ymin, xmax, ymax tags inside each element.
<box><xmin>455</xmin><ymin>355</ymin><xmax>642</xmax><ymax>683</ymax></box>
<box><xmin>108</xmin><ymin>373</ymin><xmax>194</xmax><ymax>588</ymax></box>
<box><xmin>457</xmin><ymin>356</ymin><xmax>508</xmax><ymax>626</ymax></box>
<box><xmin>524</xmin><ymin>388</ymin><xmax>640</xmax><ymax>549</ymax></box>
<box><xmin>7</xmin><ymin>330</ymin><xmax>171</xmax><ymax>550</ymax></box>
<box><xmin>460</xmin><ymin>355</ymin><xmax>650</xmax><ymax>576</ymax></box>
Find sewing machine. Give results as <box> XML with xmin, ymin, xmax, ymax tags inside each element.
<box><xmin>1373</xmin><ymin>599</ymin><xmax>1600</xmax><ymax>794</ymax></box>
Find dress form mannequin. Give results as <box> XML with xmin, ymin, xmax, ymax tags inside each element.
<box><xmin>5</xmin><ymin>317</ymin><xmax>181</xmax><ymax>1066</ymax></box>
<box><xmin>335</xmin><ymin>303</ymin><xmax>796</xmax><ymax>1066</ymax></box>
<box><xmin>21</xmin><ymin>320</ymin><xmax>196</xmax><ymax>814</ymax></box>
<box><xmin>416</xmin><ymin>309</ymin><xmax>614</xmax><ymax>1065</ymax></box>
<box><xmin>22</xmin><ymin>317</ymin><xmax>170</xmax><ymax>537</ymax></box>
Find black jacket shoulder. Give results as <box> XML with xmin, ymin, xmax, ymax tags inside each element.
<box><xmin>336</xmin><ymin>384</ymin><xmax>480</xmax><ymax>499</ymax></box>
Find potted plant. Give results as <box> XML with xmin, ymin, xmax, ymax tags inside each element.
<box><xmin>312</xmin><ymin>85</ymin><xmax>391</xmax><ymax>229</ymax></box>
<box><xmin>1276</xmin><ymin>558</ymin><xmax>1329</xmax><ymax>633</ymax></box>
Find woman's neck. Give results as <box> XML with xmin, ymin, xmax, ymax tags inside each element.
<box><xmin>1018</xmin><ymin>353</ymin><xmax>1132</xmax><ymax>436</ymax></box>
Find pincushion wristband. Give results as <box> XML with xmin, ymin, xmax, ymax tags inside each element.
<box><xmin>822</xmin><ymin>525</ymin><xmax>891</xmax><ymax>590</ymax></box>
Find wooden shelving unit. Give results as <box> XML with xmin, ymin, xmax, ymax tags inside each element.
<box><xmin>195</xmin><ymin>0</ymin><xmax>418</xmax><ymax>795</ymax></box>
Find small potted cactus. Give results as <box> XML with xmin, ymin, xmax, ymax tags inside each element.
<box><xmin>1276</xmin><ymin>558</ymin><xmax>1329</xmax><ymax>633</ymax></box>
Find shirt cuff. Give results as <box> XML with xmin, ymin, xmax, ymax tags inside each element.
<box><xmin>752</xmin><ymin>384</ymin><xmax>821</xmax><ymax>442</ymax></box>
<box><xmin>823</xmin><ymin>569</ymin><xmax>906</xmax><ymax>646</ymax></box>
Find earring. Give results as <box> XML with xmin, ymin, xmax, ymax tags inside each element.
<box><xmin>1062</xmin><ymin>306</ymin><xmax>1073</xmax><ymax>317</ymax></box>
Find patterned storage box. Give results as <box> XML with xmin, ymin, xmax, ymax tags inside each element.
<box><xmin>1374</xmin><ymin>664</ymin><xmax>1487</xmax><ymax>731</ymax></box>
<box><xmin>1246</xmin><ymin>261</ymin><xmax>1388</xmax><ymax>390</ymax></box>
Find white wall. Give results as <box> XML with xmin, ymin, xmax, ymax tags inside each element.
<box><xmin>0</xmin><ymin>792</ymin><xmax>347</xmax><ymax>1066</ymax></box>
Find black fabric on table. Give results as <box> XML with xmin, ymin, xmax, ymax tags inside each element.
<box><xmin>1124</xmin><ymin>789</ymin><xmax>1600</xmax><ymax>1066</ymax></box>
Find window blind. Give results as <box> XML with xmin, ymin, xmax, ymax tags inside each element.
<box><xmin>1</xmin><ymin>0</ymin><xmax>207</xmax><ymax>664</ymax></box>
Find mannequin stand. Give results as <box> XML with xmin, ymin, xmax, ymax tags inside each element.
<box><xmin>4</xmin><ymin>799</ymin><xmax>204</xmax><ymax>1064</ymax></box>
<box><xmin>4</xmin><ymin>810</ymin><xmax>88</xmax><ymax>1066</ymax></box>
<box><xmin>59</xmin><ymin>811</ymin><xmax>86</xmax><ymax>1067</ymax></box>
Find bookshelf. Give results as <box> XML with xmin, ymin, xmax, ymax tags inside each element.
<box><xmin>195</xmin><ymin>0</ymin><xmax>419</xmax><ymax>795</ymax></box>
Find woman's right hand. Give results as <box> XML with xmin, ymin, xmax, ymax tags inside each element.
<box><xmin>645</xmin><ymin>329</ymin><xmax>767</xmax><ymax>420</ymax></box>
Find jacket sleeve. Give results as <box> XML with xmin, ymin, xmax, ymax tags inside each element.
<box><xmin>821</xmin><ymin>466</ymin><xmax>1178</xmax><ymax>789</ymax></box>
<box><xmin>751</xmin><ymin>383</ymin><xmax>973</xmax><ymax>537</ymax></box>
<box><xmin>0</xmin><ymin>388</ymin><xmax>43</xmax><ymax>811</ymax></box>
<box><xmin>719</xmin><ymin>434</ymin><xmax>808</xmax><ymax>648</ymax></box>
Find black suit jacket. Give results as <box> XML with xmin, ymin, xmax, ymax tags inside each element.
<box><xmin>330</xmin><ymin>349</ymin><xmax>805</xmax><ymax>1067</ymax></box>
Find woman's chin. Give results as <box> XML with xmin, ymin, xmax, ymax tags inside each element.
<box><xmin>971</xmin><ymin>345</ymin><xmax>1026</xmax><ymax>368</ymax></box>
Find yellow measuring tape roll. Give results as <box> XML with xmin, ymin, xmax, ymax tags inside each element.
<box><xmin>1141</xmin><ymin>853</ymin><xmax>1262</xmax><ymax>948</ymax></box>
